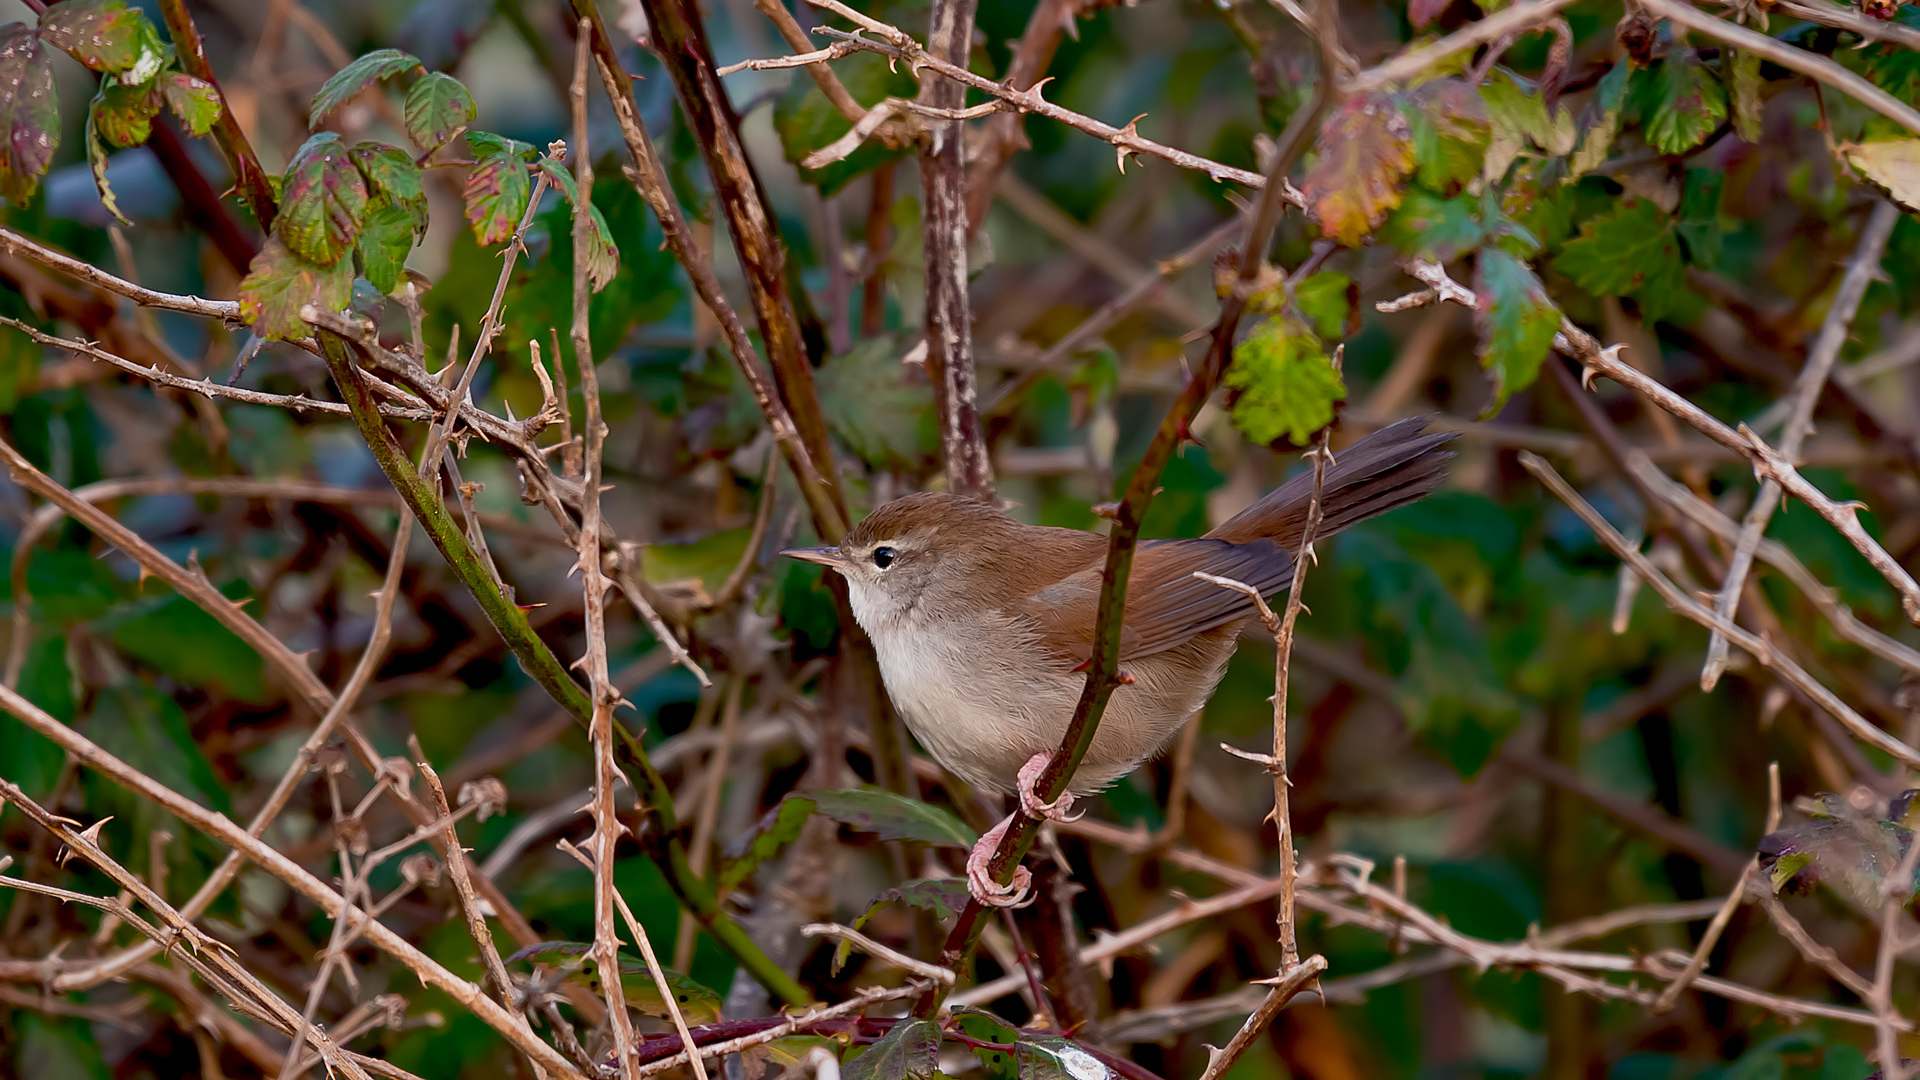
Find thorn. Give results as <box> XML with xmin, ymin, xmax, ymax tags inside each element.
<box><xmin>1580</xmin><ymin>365</ymin><xmax>1599</xmax><ymax>391</ymax></box>
<box><xmin>1114</xmin><ymin>670</ymin><xmax>1135</xmax><ymax>685</ymax></box>
<box><xmin>1114</xmin><ymin>114</ymin><xmax>1147</xmax><ymax>175</ymax></box>
<box><xmin>76</xmin><ymin>816</ymin><xmax>113</xmax><ymax>849</ymax></box>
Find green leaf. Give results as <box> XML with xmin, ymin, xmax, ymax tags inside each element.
<box><xmin>350</xmin><ymin>142</ymin><xmax>428</xmax><ymax>230</ymax></box>
<box><xmin>102</xmin><ymin>593</ymin><xmax>269</xmax><ymax>704</ymax></box>
<box><xmin>308</xmin><ymin>48</ymin><xmax>422</xmax><ymax>128</ymax></box>
<box><xmin>1569</xmin><ymin>61</ymin><xmax>1631</xmax><ymax>178</ymax></box>
<box><xmin>0</xmin><ymin>26</ymin><xmax>60</xmax><ymax>204</ymax></box>
<box><xmin>1381</xmin><ymin>190</ymin><xmax>1482</xmax><ymax>262</ymax></box>
<box><xmin>1553</xmin><ymin>197</ymin><xmax>1683</xmax><ymax>298</ymax></box>
<box><xmin>465</xmin><ymin>149</ymin><xmax>532</xmax><ymax>246</ymax></box>
<box><xmin>1472</xmin><ymin>248</ymin><xmax>1558</xmax><ymax>415</ymax></box>
<box><xmin>91</xmin><ymin>78</ymin><xmax>160</xmax><ymax>148</ymax></box>
<box><xmin>773</xmin><ymin>51</ymin><xmax>916</xmax><ymax>194</ymax></box>
<box><xmin>85</xmin><ymin>97</ymin><xmax>131</xmax><ymax>226</ymax></box>
<box><xmin>465</xmin><ymin>130</ymin><xmax>534</xmax><ymax>159</ymax></box>
<box><xmin>1675</xmin><ymin>168</ymin><xmax>1725</xmax><ymax>269</ymax></box>
<box><xmin>811</xmin><ymin>788</ymin><xmax>977</xmax><ymax>847</ymax></box>
<box><xmin>536</xmin><ymin>159</ymin><xmax>619</xmax><ymax>291</ymax></box>
<box><xmin>816</xmin><ymin>336</ymin><xmax>936</xmax><ymax>470</ymax></box>
<box><xmin>1408</xmin><ymin>77</ymin><xmax>1489</xmax><ymax>194</ymax></box>
<box><xmin>1482</xmin><ymin>68</ymin><xmax>1574</xmax><ymax>181</ymax></box>
<box><xmin>404</xmin><ymin>71</ymin><xmax>476</xmax><ymax>153</ymax></box>
<box><xmin>239</xmin><ymin>236</ymin><xmax>354</xmax><ymax>340</ymax></box>
<box><xmin>1302</xmin><ymin>91</ymin><xmax>1415</xmax><ymax>246</ymax></box>
<box><xmin>88</xmin><ymin>683</ymin><xmax>230</xmax><ymax>813</ymax></box>
<box><xmin>356</xmin><ymin>202</ymin><xmax>414</xmax><ymax>295</ymax></box>
<box><xmin>277</xmin><ymin>132</ymin><xmax>369</xmax><ymax>266</ymax></box>
<box><xmin>719</xmin><ymin>794</ymin><xmax>816</xmax><ymax>891</ymax></box>
<box><xmin>1294</xmin><ymin>271</ymin><xmax>1354</xmax><ymax>340</ymax></box>
<box><xmin>1224</xmin><ymin>318</ymin><xmax>1345</xmax><ymax>447</ymax></box>
<box><xmin>162</xmin><ymin>74</ymin><xmax>221</xmax><ymax>137</ymax></box>
<box><xmin>1634</xmin><ymin>51</ymin><xmax>1728</xmax><ymax>156</ymax></box>
<box><xmin>843</xmin><ymin>1018</ymin><xmax>941</xmax><ymax>1080</ymax></box>
<box><xmin>38</xmin><ymin>0</ymin><xmax>143</xmax><ymax>73</ymax></box>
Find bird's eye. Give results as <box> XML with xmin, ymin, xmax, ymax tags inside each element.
<box><xmin>872</xmin><ymin>546</ymin><xmax>896</xmax><ymax>569</ymax></box>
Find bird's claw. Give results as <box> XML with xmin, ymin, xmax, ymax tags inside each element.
<box><xmin>966</xmin><ymin>814</ymin><xmax>1034</xmax><ymax>908</ymax></box>
<box><xmin>1016</xmin><ymin>752</ymin><xmax>1081</xmax><ymax>822</ymax></box>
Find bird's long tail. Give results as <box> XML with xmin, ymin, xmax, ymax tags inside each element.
<box><xmin>1205</xmin><ymin>415</ymin><xmax>1457</xmax><ymax>548</ymax></box>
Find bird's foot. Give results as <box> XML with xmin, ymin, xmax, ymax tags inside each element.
<box><xmin>965</xmin><ymin>812</ymin><xmax>1033</xmax><ymax>908</ymax></box>
<box><xmin>1016</xmin><ymin>752</ymin><xmax>1081</xmax><ymax>822</ymax></box>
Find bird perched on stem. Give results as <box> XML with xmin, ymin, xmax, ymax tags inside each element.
<box><xmin>785</xmin><ymin>415</ymin><xmax>1454</xmax><ymax>906</ymax></box>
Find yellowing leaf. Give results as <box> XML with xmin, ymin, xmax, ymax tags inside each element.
<box><xmin>1842</xmin><ymin>139</ymin><xmax>1920</xmax><ymax>211</ymax></box>
<box><xmin>1301</xmin><ymin>92</ymin><xmax>1414</xmax><ymax>246</ymax></box>
<box><xmin>1225</xmin><ymin>318</ymin><xmax>1346</xmax><ymax>447</ymax></box>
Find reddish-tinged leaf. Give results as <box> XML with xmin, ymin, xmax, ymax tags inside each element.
<box><xmin>0</xmin><ymin>26</ymin><xmax>58</xmax><ymax>205</ymax></box>
<box><xmin>39</xmin><ymin>0</ymin><xmax>142</xmax><ymax>73</ymax></box>
<box><xmin>1473</xmin><ymin>248</ymin><xmax>1559</xmax><ymax>415</ymax></box>
<box><xmin>404</xmin><ymin>71</ymin><xmax>475</xmax><ymax>153</ymax></box>
<box><xmin>277</xmin><ymin>131</ymin><xmax>369</xmax><ymax>266</ymax></box>
<box><xmin>91</xmin><ymin>79</ymin><xmax>160</xmax><ymax>148</ymax></box>
<box><xmin>464</xmin><ymin>151</ymin><xmax>531</xmax><ymax>246</ymax></box>
<box><xmin>1301</xmin><ymin>92</ymin><xmax>1414</xmax><ymax>247</ymax></box>
<box><xmin>239</xmin><ymin>237</ymin><xmax>354</xmax><ymax>340</ymax></box>
<box><xmin>308</xmin><ymin>48</ymin><xmax>422</xmax><ymax>128</ymax></box>
<box><xmin>162</xmin><ymin>74</ymin><xmax>221</xmax><ymax>137</ymax></box>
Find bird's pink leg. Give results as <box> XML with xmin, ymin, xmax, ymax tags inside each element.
<box><xmin>965</xmin><ymin>753</ymin><xmax>1081</xmax><ymax>908</ymax></box>
<box><xmin>1016</xmin><ymin>751</ymin><xmax>1079</xmax><ymax>822</ymax></box>
<box><xmin>965</xmin><ymin>811</ymin><xmax>1033</xmax><ymax>908</ymax></box>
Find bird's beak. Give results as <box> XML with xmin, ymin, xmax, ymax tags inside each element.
<box><xmin>781</xmin><ymin>545</ymin><xmax>847</xmax><ymax>570</ymax></box>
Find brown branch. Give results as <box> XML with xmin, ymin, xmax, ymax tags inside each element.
<box><xmin>1641</xmin><ymin>0</ymin><xmax>1920</xmax><ymax>136</ymax></box>
<box><xmin>1704</xmin><ymin>198</ymin><xmax>1900</xmax><ymax>690</ymax></box>
<box><xmin>638</xmin><ymin>0</ymin><xmax>845</xmax><ymax>516</ymax></box>
<box><xmin>921</xmin><ymin>0</ymin><xmax>994</xmax><ymax>498</ymax></box>
<box><xmin>779</xmin><ymin>1</ymin><xmax>1300</xmax><ymax>197</ymax></box>
<box><xmin>1406</xmin><ymin>259</ymin><xmax>1920</xmax><ymax>625</ymax></box>
<box><xmin>0</xmin><ymin>695</ymin><xmax>588</xmax><ymax>1078</ymax></box>
<box><xmin>571</xmin><ymin>0</ymin><xmax>845</xmax><ymax>544</ymax></box>
<box><xmin>1517</xmin><ymin>450</ymin><xmax>1920</xmax><ymax>770</ymax></box>
<box><xmin>1342</xmin><ymin>0</ymin><xmax>1588</xmax><ymax>93</ymax></box>
<box><xmin>926</xmin><ymin>35</ymin><xmax>1339</xmax><ymax>1012</ymax></box>
<box><xmin>567</xmin><ymin>30</ymin><xmax>646</xmax><ymax>1079</ymax></box>
<box><xmin>157</xmin><ymin>0</ymin><xmax>280</xmax><ymax>231</ymax></box>
<box><xmin>962</xmin><ymin>0</ymin><xmax>1094</xmax><ymax>234</ymax></box>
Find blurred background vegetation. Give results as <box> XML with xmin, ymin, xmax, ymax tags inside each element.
<box><xmin>6</xmin><ymin>0</ymin><xmax>1920</xmax><ymax>1077</ymax></box>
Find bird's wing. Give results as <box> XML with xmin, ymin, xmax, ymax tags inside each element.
<box><xmin>1020</xmin><ymin>538</ymin><xmax>1295</xmax><ymax>667</ymax></box>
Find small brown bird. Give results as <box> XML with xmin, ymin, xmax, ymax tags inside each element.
<box><xmin>785</xmin><ymin>415</ymin><xmax>1454</xmax><ymax>905</ymax></box>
